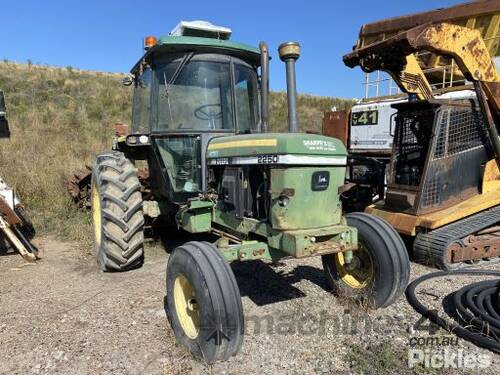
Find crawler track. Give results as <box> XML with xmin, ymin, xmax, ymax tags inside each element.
<box><xmin>413</xmin><ymin>205</ymin><xmax>500</xmax><ymax>270</ymax></box>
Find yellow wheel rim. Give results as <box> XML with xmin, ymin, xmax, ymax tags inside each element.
<box><xmin>91</xmin><ymin>181</ymin><xmax>102</xmax><ymax>247</ymax></box>
<box><xmin>335</xmin><ymin>244</ymin><xmax>374</xmax><ymax>289</ymax></box>
<box><xmin>173</xmin><ymin>274</ymin><xmax>200</xmax><ymax>339</ymax></box>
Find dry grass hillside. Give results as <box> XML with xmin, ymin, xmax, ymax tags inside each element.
<box><xmin>0</xmin><ymin>62</ymin><xmax>354</xmax><ymax>243</ymax></box>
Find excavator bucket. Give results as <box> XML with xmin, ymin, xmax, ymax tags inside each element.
<box><xmin>344</xmin><ymin>23</ymin><xmax>499</xmax><ymax>101</ymax></box>
<box><xmin>354</xmin><ymin>0</ymin><xmax>500</xmax><ymax>89</ymax></box>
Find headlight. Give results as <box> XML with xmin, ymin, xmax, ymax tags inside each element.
<box><xmin>278</xmin><ymin>195</ymin><xmax>289</xmax><ymax>207</ymax></box>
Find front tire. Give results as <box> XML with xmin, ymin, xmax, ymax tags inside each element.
<box><xmin>166</xmin><ymin>241</ymin><xmax>244</xmax><ymax>363</ymax></box>
<box><xmin>322</xmin><ymin>212</ymin><xmax>410</xmax><ymax>308</ymax></box>
<box><xmin>91</xmin><ymin>151</ymin><xmax>144</xmax><ymax>271</ymax></box>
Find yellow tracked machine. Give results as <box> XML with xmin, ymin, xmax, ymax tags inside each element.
<box><xmin>343</xmin><ymin>15</ymin><xmax>500</xmax><ymax>270</ymax></box>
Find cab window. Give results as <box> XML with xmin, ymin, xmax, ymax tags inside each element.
<box><xmin>234</xmin><ymin>63</ymin><xmax>259</xmax><ymax>133</ymax></box>
<box><xmin>131</xmin><ymin>68</ymin><xmax>152</xmax><ymax>133</ymax></box>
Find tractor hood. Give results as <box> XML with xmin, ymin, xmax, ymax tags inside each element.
<box><xmin>206</xmin><ymin>133</ymin><xmax>347</xmax><ymax>166</ymax></box>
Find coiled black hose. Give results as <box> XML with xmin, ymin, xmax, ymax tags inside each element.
<box><xmin>406</xmin><ymin>269</ymin><xmax>500</xmax><ymax>353</ymax></box>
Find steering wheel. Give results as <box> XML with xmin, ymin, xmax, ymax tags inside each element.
<box><xmin>194</xmin><ymin>104</ymin><xmax>223</xmax><ymax>121</ymax></box>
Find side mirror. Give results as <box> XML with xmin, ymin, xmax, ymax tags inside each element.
<box><xmin>0</xmin><ymin>92</ymin><xmax>10</xmax><ymax>138</ymax></box>
<box><xmin>122</xmin><ymin>74</ymin><xmax>134</xmax><ymax>86</ymax></box>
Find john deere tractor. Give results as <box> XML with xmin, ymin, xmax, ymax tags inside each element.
<box><xmin>91</xmin><ymin>21</ymin><xmax>410</xmax><ymax>362</ymax></box>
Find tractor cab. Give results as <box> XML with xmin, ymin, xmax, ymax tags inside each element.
<box><xmin>120</xmin><ymin>21</ymin><xmax>263</xmax><ymax>203</ymax></box>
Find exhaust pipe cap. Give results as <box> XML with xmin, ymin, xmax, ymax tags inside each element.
<box><xmin>278</xmin><ymin>42</ymin><xmax>301</xmax><ymax>61</ymax></box>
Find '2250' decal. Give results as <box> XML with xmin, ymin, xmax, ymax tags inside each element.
<box><xmin>257</xmin><ymin>154</ymin><xmax>279</xmax><ymax>164</ymax></box>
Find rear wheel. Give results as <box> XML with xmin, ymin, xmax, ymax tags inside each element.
<box><xmin>166</xmin><ymin>241</ymin><xmax>244</xmax><ymax>363</ymax></box>
<box><xmin>322</xmin><ymin>212</ymin><xmax>410</xmax><ymax>308</ymax></box>
<box><xmin>91</xmin><ymin>151</ymin><xmax>144</xmax><ymax>271</ymax></box>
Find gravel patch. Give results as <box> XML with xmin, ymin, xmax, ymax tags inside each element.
<box><xmin>0</xmin><ymin>235</ymin><xmax>499</xmax><ymax>374</ymax></box>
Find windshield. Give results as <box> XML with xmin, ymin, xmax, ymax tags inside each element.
<box><xmin>154</xmin><ymin>55</ymin><xmax>259</xmax><ymax>133</ymax></box>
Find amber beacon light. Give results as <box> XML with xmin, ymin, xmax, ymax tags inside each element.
<box><xmin>144</xmin><ymin>35</ymin><xmax>157</xmax><ymax>49</ymax></box>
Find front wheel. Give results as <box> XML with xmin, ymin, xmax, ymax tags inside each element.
<box><xmin>166</xmin><ymin>241</ymin><xmax>244</xmax><ymax>363</ymax></box>
<box><xmin>322</xmin><ymin>212</ymin><xmax>410</xmax><ymax>308</ymax></box>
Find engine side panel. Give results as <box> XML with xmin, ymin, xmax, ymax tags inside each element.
<box><xmin>270</xmin><ymin>167</ymin><xmax>343</xmax><ymax>230</ymax></box>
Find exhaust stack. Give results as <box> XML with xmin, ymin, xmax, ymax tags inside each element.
<box><xmin>259</xmin><ymin>42</ymin><xmax>270</xmax><ymax>132</ymax></box>
<box><xmin>278</xmin><ymin>41</ymin><xmax>301</xmax><ymax>133</ymax></box>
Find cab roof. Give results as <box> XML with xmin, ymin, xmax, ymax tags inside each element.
<box><xmin>131</xmin><ymin>35</ymin><xmax>261</xmax><ymax>74</ymax></box>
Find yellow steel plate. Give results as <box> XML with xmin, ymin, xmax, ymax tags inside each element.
<box><xmin>366</xmin><ymin>188</ymin><xmax>500</xmax><ymax>236</ymax></box>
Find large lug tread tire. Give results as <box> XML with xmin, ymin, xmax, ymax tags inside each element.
<box><xmin>91</xmin><ymin>151</ymin><xmax>144</xmax><ymax>272</ymax></box>
<box><xmin>322</xmin><ymin>212</ymin><xmax>410</xmax><ymax>308</ymax></box>
<box><xmin>166</xmin><ymin>241</ymin><xmax>244</xmax><ymax>363</ymax></box>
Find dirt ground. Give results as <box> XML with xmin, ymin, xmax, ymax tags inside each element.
<box><xmin>1</xmin><ymin>235</ymin><xmax>500</xmax><ymax>375</ymax></box>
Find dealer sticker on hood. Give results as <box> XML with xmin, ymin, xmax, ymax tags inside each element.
<box><xmin>302</xmin><ymin>140</ymin><xmax>337</xmax><ymax>152</ymax></box>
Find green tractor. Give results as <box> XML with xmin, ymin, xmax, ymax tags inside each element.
<box><xmin>91</xmin><ymin>21</ymin><xmax>410</xmax><ymax>362</ymax></box>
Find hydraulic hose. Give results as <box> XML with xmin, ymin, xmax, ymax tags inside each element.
<box><xmin>406</xmin><ymin>269</ymin><xmax>500</xmax><ymax>353</ymax></box>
